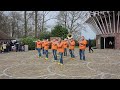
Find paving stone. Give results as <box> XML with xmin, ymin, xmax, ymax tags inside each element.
<box><xmin>0</xmin><ymin>48</ymin><xmax>120</xmax><ymax>79</ymax></box>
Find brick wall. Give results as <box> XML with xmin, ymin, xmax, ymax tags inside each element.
<box><xmin>96</xmin><ymin>33</ymin><xmax>120</xmax><ymax>49</ymax></box>
<box><xmin>115</xmin><ymin>33</ymin><xmax>120</xmax><ymax>49</ymax></box>
<box><xmin>96</xmin><ymin>35</ymin><xmax>101</xmax><ymax>49</ymax></box>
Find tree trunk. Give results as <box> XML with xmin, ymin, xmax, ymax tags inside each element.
<box><xmin>11</xmin><ymin>23</ymin><xmax>14</xmax><ymax>37</ymax></box>
<box><xmin>35</xmin><ymin>11</ymin><xmax>38</xmax><ymax>38</ymax></box>
<box><xmin>24</xmin><ymin>11</ymin><xmax>27</xmax><ymax>37</ymax></box>
<box><xmin>42</xmin><ymin>11</ymin><xmax>45</xmax><ymax>32</ymax></box>
<box><xmin>64</xmin><ymin>11</ymin><xmax>67</xmax><ymax>29</ymax></box>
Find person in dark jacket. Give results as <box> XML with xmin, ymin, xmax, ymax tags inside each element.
<box><xmin>88</xmin><ymin>39</ymin><xmax>93</xmax><ymax>53</ymax></box>
<box><xmin>15</xmin><ymin>41</ymin><xmax>19</xmax><ymax>52</ymax></box>
<box><xmin>19</xmin><ymin>42</ymin><xmax>23</xmax><ymax>52</ymax></box>
<box><xmin>6</xmin><ymin>42</ymin><xmax>10</xmax><ymax>52</ymax></box>
<box><xmin>9</xmin><ymin>41</ymin><xmax>13</xmax><ymax>51</ymax></box>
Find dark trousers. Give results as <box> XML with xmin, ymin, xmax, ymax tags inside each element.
<box><xmin>37</xmin><ymin>48</ymin><xmax>41</xmax><ymax>57</ymax></box>
<box><xmin>79</xmin><ymin>49</ymin><xmax>85</xmax><ymax>60</ymax></box>
<box><xmin>59</xmin><ymin>52</ymin><xmax>63</xmax><ymax>64</ymax></box>
<box><xmin>89</xmin><ymin>46</ymin><xmax>93</xmax><ymax>53</ymax></box>
<box><xmin>64</xmin><ymin>48</ymin><xmax>67</xmax><ymax>56</ymax></box>
<box><xmin>6</xmin><ymin>47</ymin><xmax>9</xmax><ymax>52</ymax></box>
<box><xmin>45</xmin><ymin>50</ymin><xmax>48</xmax><ymax>58</ymax></box>
<box><xmin>69</xmin><ymin>49</ymin><xmax>75</xmax><ymax>58</ymax></box>
<box><xmin>16</xmin><ymin>47</ymin><xmax>19</xmax><ymax>52</ymax></box>
<box><xmin>52</xmin><ymin>49</ymin><xmax>57</xmax><ymax>60</ymax></box>
<box><xmin>42</xmin><ymin>47</ymin><xmax>45</xmax><ymax>54</ymax></box>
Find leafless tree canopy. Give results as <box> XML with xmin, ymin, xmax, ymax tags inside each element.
<box><xmin>57</xmin><ymin>11</ymin><xmax>86</xmax><ymax>33</ymax></box>
<box><xmin>0</xmin><ymin>11</ymin><xmax>87</xmax><ymax>39</ymax></box>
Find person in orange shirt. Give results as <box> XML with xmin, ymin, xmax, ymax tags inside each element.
<box><xmin>51</xmin><ymin>38</ymin><xmax>58</xmax><ymax>61</ymax></box>
<box><xmin>44</xmin><ymin>38</ymin><xmax>49</xmax><ymax>60</ymax></box>
<box><xmin>79</xmin><ymin>36</ymin><xmax>87</xmax><ymax>60</ymax></box>
<box><xmin>68</xmin><ymin>38</ymin><xmax>75</xmax><ymax>59</ymax></box>
<box><xmin>41</xmin><ymin>39</ymin><xmax>45</xmax><ymax>55</ymax></box>
<box><xmin>56</xmin><ymin>38</ymin><xmax>64</xmax><ymax>65</ymax></box>
<box><xmin>36</xmin><ymin>40</ymin><xmax>42</xmax><ymax>58</ymax></box>
<box><xmin>63</xmin><ymin>38</ymin><xmax>68</xmax><ymax>56</ymax></box>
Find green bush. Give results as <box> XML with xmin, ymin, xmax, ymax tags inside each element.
<box><xmin>51</xmin><ymin>25</ymin><xmax>68</xmax><ymax>40</ymax></box>
<box><xmin>20</xmin><ymin>37</ymin><xmax>38</xmax><ymax>50</ymax></box>
<box><xmin>38</xmin><ymin>32</ymin><xmax>51</xmax><ymax>40</ymax></box>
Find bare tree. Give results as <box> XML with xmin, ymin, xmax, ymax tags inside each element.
<box><xmin>37</xmin><ymin>11</ymin><xmax>56</xmax><ymax>37</ymax></box>
<box><xmin>57</xmin><ymin>11</ymin><xmax>68</xmax><ymax>28</ymax></box>
<box><xmin>37</xmin><ymin>11</ymin><xmax>57</xmax><ymax>32</ymax></box>
<box><xmin>57</xmin><ymin>11</ymin><xmax>85</xmax><ymax>33</ymax></box>
<box><xmin>35</xmin><ymin>11</ymin><xmax>38</xmax><ymax>38</ymax></box>
<box><xmin>24</xmin><ymin>11</ymin><xmax>27</xmax><ymax>37</ymax></box>
<box><xmin>23</xmin><ymin>11</ymin><xmax>35</xmax><ymax>37</ymax></box>
<box><xmin>6</xmin><ymin>11</ymin><xmax>23</xmax><ymax>38</ymax></box>
<box><xmin>41</xmin><ymin>11</ymin><xmax>50</xmax><ymax>32</ymax></box>
<box><xmin>0</xmin><ymin>11</ymin><xmax>54</xmax><ymax>38</ymax></box>
<box><xmin>0</xmin><ymin>11</ymin><xmax>10</xmax><ymax>34</ymax></box>
<box><xmin>1</xmin><ymin>11</ymin><xmax>84</xmax><ymax>39</ymax></box>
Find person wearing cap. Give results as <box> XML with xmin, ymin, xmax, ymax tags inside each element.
<box><xmin>36</xmin><ymin>40</ymin><xmax>42</xmax><ymax>58</ymax></box>
<box><xmin>68</xmin><ymin>38</ymin><xmax>75</xmax><ymax>60</ymax></box>
<box><xmin>51</xmin><ymin>38</ymin><xmax>58</xmax><ymax>61</ymax></box>
<box><xmin>63</xmin><ymin>38</ymin><xmax>68</xmax><ymax>56</ymax></box>
<box><xmin>41</xmin><ymin>39</ymin><xmax>45</xmax><ymax>55</ymax></box>
<box><xmin>56</xmin><ymin>38</ymin><xmax>64</xmax><ymax>65</ymax></box>
<box><xmin>44</xmin><ymin>38</ymin><xmax>49</xmax><ymax>60</ymax></box>
<box><xmin>79</xmin><ymin>36</ymin><xmax>87</xmax><ymax>60</ymax></box>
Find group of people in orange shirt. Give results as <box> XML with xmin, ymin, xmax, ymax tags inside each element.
<box><xmin>35</xmin><ymin>36</ymin><xmax>87</xmax><ymax>65</ymax></box>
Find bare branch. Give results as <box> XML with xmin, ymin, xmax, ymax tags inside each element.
<box><xmin>44</xmin><ymin>11</ymin><xmax>50</xmax><ymax>16</ymax></box>
<box><xmin>44</xmin><ymin>17</ymin><xmax>57</xmax><ymax>23</ymax></box>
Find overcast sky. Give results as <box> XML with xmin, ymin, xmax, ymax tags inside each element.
<box><xmin>81</xmin><ymin>25</ymin><xmax>96</xmax><ymax>39</ymax></box>
<box><xmin>46</xmin><ymin>11</ymin><xmax>96</xmax><ymax>40</ymax></box>
<box><xmin>5</xmin><ymin>11</ymin><xmax>96</xmax><ymax>40</ymax></box>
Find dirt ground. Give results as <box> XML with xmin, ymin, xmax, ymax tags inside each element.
<box><xmin>0</xmin><ymin>48</ymin><xmax>120</xmax><ymax>79</ymax></box>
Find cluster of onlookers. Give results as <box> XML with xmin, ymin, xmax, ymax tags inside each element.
<box><xmin>0</xmin><ymin>40</ymin><xmax>25</xmax><ymax>53</ymax></box>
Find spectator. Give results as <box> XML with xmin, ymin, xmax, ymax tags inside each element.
<box><xmin>10</xmin><ymin>41</ymin><xmax>13</xmax><ymax>51</ymax></box>
<box><xmin>15</xmin><ymin>41</ymin><xmax>19</xmax><ymax>52</ymax></box>
<box><xmin>19</xmin><ymin>42</ymin><xmax>23</xmax><ymax>52</ymax></box>
<box><xmin>88</xmin><ymin>39</ymin><xmax>94</xmax><ymax>53</ymax></box>
<box><xmin>6</xmin><ymin>42</ymin><xmax>10</xmax><ymax>52</ymax></box>
<box><xmin>0</xmin><ymin>42</ymin><xmax>3</xmax><ymax>53</ymax></box>
<box><xmin>2</xmin><ymin>42</ymin><xmax>7</xmax><ymax>53</ymax></box>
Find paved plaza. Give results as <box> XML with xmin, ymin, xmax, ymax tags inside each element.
<box><xmin>0</xmin><ymin>48</ymin><xmax>120</xmax><ymax>79</ymax></box>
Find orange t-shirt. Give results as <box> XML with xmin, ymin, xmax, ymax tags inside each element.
<box><xmin>63</xmin><ymin>41</ymin><xmax>68</xmax><ymax>48</ymax></box>
<box><xmin>57</xmin><ymin>41</ymin><xmax>64</xmax><ymax>53</ymax></box>
<box><xmin>42</xmin><ymin>41</ymin><xmax>45</xmax><ymax>48</ymax></box>
<box><xmin>36</xmin><ymin>41</ymin><xmax>42</xmax><ymax>48</ymax></box>
<box><xmin>69</xmin><ymin>40</ymin><xmax>75</xmax><ymax>50</ymax></box>
<box><xmin>44</xmin><ymin>41</ymin><xmax>49</xmax><ymax>50</ymax></box>
<box><xmin>79</xmin><ymin>40</ymin><xmax>87</xmax><ymax>50</ymax></box>
<box><xmin>51</xmin><ymin>42</ymin><xmax>57</xmax><ymax>50</ymax></box>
